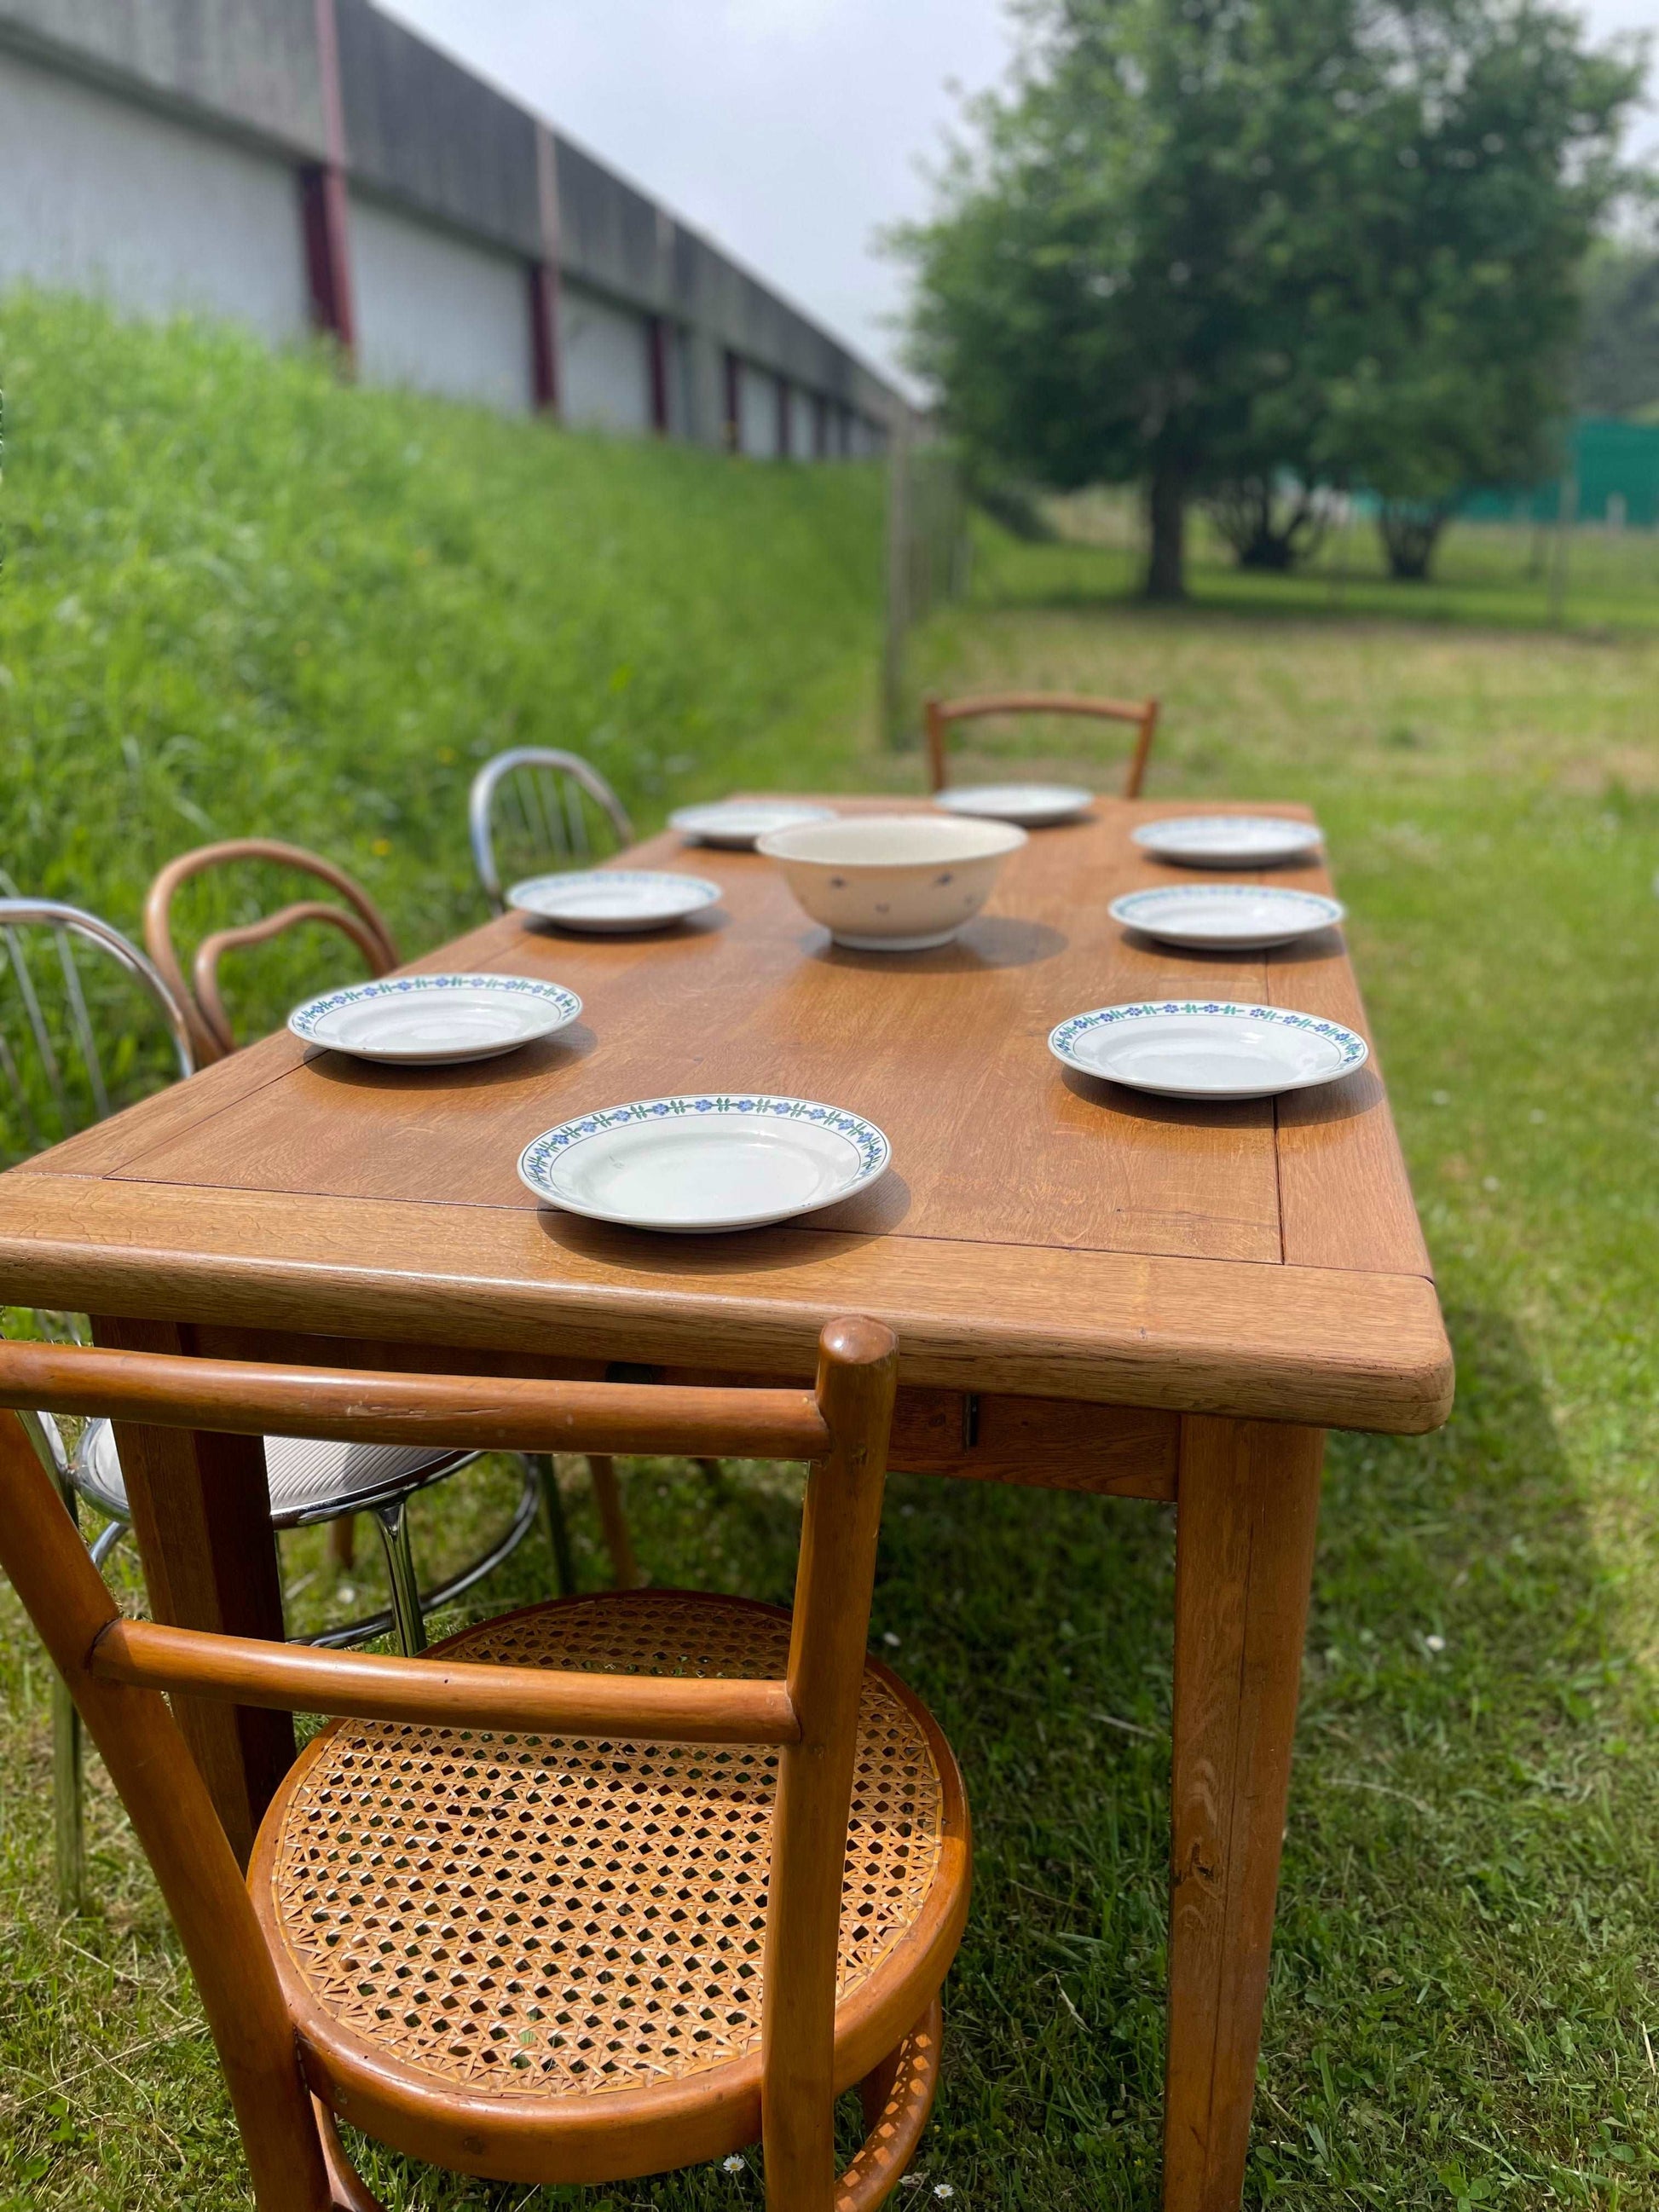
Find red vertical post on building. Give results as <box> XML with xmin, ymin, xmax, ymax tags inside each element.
<box><xmin>530</xmin><ymin>123</ymin><xmax>561</xmax><ymax>416</ymax></box>
<box><xmin>647</xmin><ymin>316</ymin><xmax>670</xmax><ymax>435</ymax></box>
<box><xmin>300</xmin><ymin>0</ymin><xmax>354</xmax><ymax>356</ymax></box>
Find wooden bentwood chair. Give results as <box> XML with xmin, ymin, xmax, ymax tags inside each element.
<box><xmin>142</xmin><ymin>837</ymin><xmax>638</xmax><ymax>1598</ymax></box>
<box><xmin>0</xmin><ymin>1322</ymin><xmax>969</xmax><ymax>2210</ymax></box>
<box><xmin>923</xmin><ymin>690</ymin><xmax>1159</xmax><ymax>800</ymax></box>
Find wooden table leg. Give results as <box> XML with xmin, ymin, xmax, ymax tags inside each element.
<box><xmin>1164</xmin><ymin>1416</ymin><xmax>1324</xmax><ymax>2212</ymax></box>
<box><xmin>90</xmin><ymin>1316</ymin><xmax>293</xmax><ymax>1868</ymax></box>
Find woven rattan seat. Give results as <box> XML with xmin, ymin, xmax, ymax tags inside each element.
<box><xmin>252</xmin><ymin>1588</ymin><xmax>968</xmax><ymax>2184</ymax></box>
<box><xmin>2</xmin><ymin>1320</ymin><xmax>968</xmax><ymax>2207</ymax></box>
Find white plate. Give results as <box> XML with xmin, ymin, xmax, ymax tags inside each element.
<box><xmin>1048</xmin><ymin>1001</ymin><xmax>1367</xmax><ymax>1100</ymax></box>
<box><xmin>289</xmin><ymin>973</ymin><xmax>581</xmax><ymax>1065</ymax></box>
<box><xmin>508</xmin><ymin>869</ymin><xmax>721</xmax><ymax>933</ymax></box>
<box><xmin>518</xmin><ymin>1093</ymin><xmax>890</xmax><ymax>1233</ymax></box>
<box><xmin>934</xmin><ymin>783</ymin><xmax>1093</xmax><ymax>828</ymax></box>
<box><xmin>1131</xmin><ymin>815</ymin><xmax>1323</xmax><ymax>868</ymax></box>
<box><xmin>1109</xmin><ymin>884</ymin><xmax>1344</xmax><ymax>950</ymax></box>
<box><xmin>670</xmin><ymin>800</ymin><xmax>837</xmax><ymax>849</ymax></box>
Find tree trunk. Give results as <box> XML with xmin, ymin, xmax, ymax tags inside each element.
<box><xmin>1379</xmin><ymin>499</ymin><xmax>1452</xmax><ymax>582</ymax></box>
<box><xmin>1145</xmin><ymin>465</ymin><xmax>1188</xmax><ymax>600</ymax></box>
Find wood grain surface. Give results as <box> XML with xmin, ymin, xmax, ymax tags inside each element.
<box><xmin>0</xmin><ymin>799</ymin><xmax>1450</xmax><ymax>1433</ymax></box>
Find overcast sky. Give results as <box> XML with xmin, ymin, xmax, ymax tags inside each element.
<box><xmin>383</xmin><ymin>0</ymin><xmax>1654</xmax><ymax>392</ymax></box>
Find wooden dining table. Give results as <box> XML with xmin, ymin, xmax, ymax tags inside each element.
<box><xmin>0</xmin><ymin>794</ymin><xmax>1451</xmax><ymax>2210</ymax></box>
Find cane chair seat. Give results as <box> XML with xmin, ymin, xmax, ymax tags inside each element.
<box><xmin>76</xmin><ymin>1418</ymin><xmax>471</xmax><ymax>1529</ymax></box>
<box><xmin>251</xmin><ymin>1587</ymin><xmax>969</xmax><ymax>2185</ymax></box>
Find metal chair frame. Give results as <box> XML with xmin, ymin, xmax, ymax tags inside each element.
<box><xmin>469</xmin><ymin>746</ymin><xmax>633</xmax><ymax>913</ymax></box>
<box><xmin>0</xmin><ymin>897</ymin><xmax>551</xmax><ymax>1907</ymax></box>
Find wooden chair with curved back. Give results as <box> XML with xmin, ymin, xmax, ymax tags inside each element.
<box><xmin>143</xmin><ymin>837</ymin><xmax>401</xmax><ymax>1067</ymax></box>
<box><xmin>142</xmin><ymin>836</ymin><xmax>638</xmax><ymax>1601</ymax></box>
<box><xmin>923</xmin><ymin>690</ymin><xmax>1159</xmax><ymax>800</ymax></box>
<box><xmin>0</xmin><ymin>1320</ymin><xmax>969</xmax><ymax>2211</ymax></box>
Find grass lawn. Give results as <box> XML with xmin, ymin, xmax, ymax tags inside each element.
<box><xmin>2</xmin><ymin>303</ymin><xmax>1657</xmax><ymax>2208</ymax></box>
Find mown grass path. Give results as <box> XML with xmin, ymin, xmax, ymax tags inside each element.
<box><xmin>1</xmin><ymin>302</ymin><xmax>1656</xmax><ymax>2209</ymax></box>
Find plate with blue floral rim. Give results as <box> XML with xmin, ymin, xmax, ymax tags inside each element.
<box><xmin>1108</xmin><ymin>883</ymin><xmax>1344</xmax><ymax>950</ymax></box>
<box><xmin>508</xmin><ymin>869</ymin><xmax>722</xmax><ymax>934</ymax></box>
<box><xmin>1048</xmin><ymin>1001</ymin><xmax>1367</xmax><ymax>1100</ymax></box>
<box><xmin>934</xmin><ymin>783</ymin><xmax>1093</xmax><ymax>828</ymax></box>
<box><xmin>289</xmin><ymin>973</ymin><xmax>581</xmax><ymax>1066</ymax></box>
<box><xmin>1130</xmin><ymin>815</ymin><xmax>1323</xmax><ymax>868</ymax></box>
<box><xmin>669</xmin><ymin>800</ymin><xmax>837</xmax><ymax>850</ymax></box>
<box><xmin>518</xmin><ymin>1093</ymin><xmax>891</xmax><ymax>1233</ymax></box>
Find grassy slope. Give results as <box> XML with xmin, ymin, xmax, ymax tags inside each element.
<box><xmin>0</xmin><ymin>292</ymin><xmax>886</xmax><ymax>996</ymax></box>
<box><xmin>2</xmin><ymin>297</ymin><xmax>1658</xmax><ymax>2209</ymax></box>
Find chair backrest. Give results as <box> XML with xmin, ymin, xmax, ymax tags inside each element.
<box><xmin>143</xmin><ymin>838</ymin><xmax>401</xmax><ymax>1066</ymax></box>
<box><xmin>0</xmin><ymin>896</ymin><xmax>195</xmax><ymax>1162</ymax></box>
<box><xmin>0</xmin><ymin>1317</ymin><xmax>898</xmax><ymax>2210</ymax></box>
<box><xmin>470</xmin><ymin>746</ymin><xmax>634</xmax><ymax>913</ymax></box>
<box><xmin>923</xmin><ymin>688</ymin><xmax>1159</xmax><ymax>800</ymax></box>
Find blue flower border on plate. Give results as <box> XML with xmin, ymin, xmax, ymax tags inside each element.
<box><xmin>1049</xmin><ymin>1000</ymin><xmax>1367</xmax><ymax>1069</ymax></box>
<box><xmin>291</xmin><ymin>972</ymin><xmax>580</xmax><ymax>1040</ymax></box>
<box><xmin>1130</xmin><ymin>815</ymin><xmax>1323</xmax><ymax>848</ymax></box>
<box><xmin>1111</xmin><ymin>884</ymin><xmax>1344</xmax><ymax>917</ymax></box>
<box><xmin>520</xmin><ymin>1094</ymin><xmax>890</xmax><ymax>1195</ymax></box>
<box><xmin>507</xmin><ymin>869</ymin><xmax>722</xmax><ymax>906</ymax></box>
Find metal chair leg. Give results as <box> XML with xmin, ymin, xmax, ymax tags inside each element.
<box><xmin>531</xmin><ymin>1454</ymin><xmax>579</xmax><ymax>1596</ymax></box>
<box><xmin>370</xmin><ymin>1496</ymin><xmax>427</xmax><ymax>1655</ymax></box>
<box><xmin>587</xmin><ymin>1454</ymin><xmax>641</xmax><ymax>1589</ymax></box>
<box><xmin>52</xmin><ymin>1676</ymin><xmax>84</xmax><ymax>1915</ymax></box>
<box><xmin>47</xmin><ymin>1461</ymin><xmax>84</xmax><ymax>1913</ymax></box>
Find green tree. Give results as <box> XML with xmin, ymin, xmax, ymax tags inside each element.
<box><xmin>1576</xmin><ymin>237</ymin><xmax>1659</xmax><ymax>419</ymax></box>
<box><xmin>896</xmin><ymin>0</ymin><xmax>1644</xmax><ymax>597</ymax></box>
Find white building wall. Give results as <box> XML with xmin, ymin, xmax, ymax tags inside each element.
<box><xmin>783</xmin><ymin>383</ymin><xmax>809</xmax><ymax>459</ymax></box>
<box><xmin>737</xmin><ymin>361</ymin><xmax>778</xmax><ymax>459</ymax></box>
<box><xmin>0</xmin><ymin>46</ymin><xmax>308</xmax><ymax>344</ymax></box>
<box><xmin>349</xmin><ymin>192</ymin><xmax>533</xmax><ymax>413</ymax></box>
<box><xmin>662</xmin><ymin>324</ymin><xmax>693</xmax><ymax>438</ymax></box>
<box><xmin>560</xmin><ymin>281</ymin><xmax>650</xmax><ymax>435</ymax></box>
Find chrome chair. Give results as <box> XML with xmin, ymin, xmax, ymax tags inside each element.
<box><xmin>469</xmin><ymin>745</ymin><xmax>633</xmax><ymax>913</ymax></box>
<box><xmin>0</xmin><ymin>898</ymin><xmax>540</xmax><ymax>1906</ymax></box>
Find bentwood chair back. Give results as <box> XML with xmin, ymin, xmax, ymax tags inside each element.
<box><xmin>469</xmin><ymin>746</ymin><xmax>633</xmax><ymax>914</ymax></box>
<box><xmin>0</xmin><ymin>1322</ymin><xmax>968</xmax><ymax>2211</ymax></box>
<box><xmin>923</xmin><ymin>689</ymin><xmax>1159</xmax><ymax>800</ymax></box>
<box><xmin>143</xmin><ymin>837</ymin><xmax>401</xmax><ymax>1066</ymax></box>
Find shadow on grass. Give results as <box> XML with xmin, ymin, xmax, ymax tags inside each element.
<box><xmin>9</xmin><ymin>1304</ymin><xmax>1650</xmax><ymax>2209</ymax></box>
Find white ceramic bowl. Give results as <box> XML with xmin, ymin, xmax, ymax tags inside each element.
<box><xmin>756</xmin><ymin>813</ymin><xmax>1027</xmax><ymax>950</ymax></box>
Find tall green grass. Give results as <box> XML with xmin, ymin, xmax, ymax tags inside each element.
<box><xmin>0</xmin><ymin>291</ymin><xmax>886</xmax><ymax>975</ymax></box>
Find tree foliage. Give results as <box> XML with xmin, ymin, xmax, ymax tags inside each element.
<box><xmin>896</xmin><ymin>0</ymin><xmax>1645</xmax><ymax>593</ymax></box>
<box><xmin>1576</xmin><ymin>238</ymin><xmax>1659</xmax><ymax>419</ymax></box>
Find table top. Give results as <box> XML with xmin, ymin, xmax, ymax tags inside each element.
<box><xmin>0</xmin><ymin>798</ymin><xmax>1451</xmax><ymax>1432</ymax></box>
